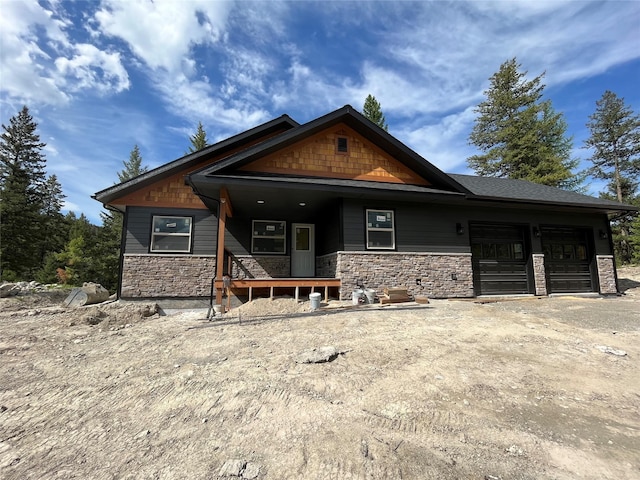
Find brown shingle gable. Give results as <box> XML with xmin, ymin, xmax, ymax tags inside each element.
<box><xmin>237</xmin><ymin>124</ymin><xmax>430</xmax><ymax>186</ymax></box>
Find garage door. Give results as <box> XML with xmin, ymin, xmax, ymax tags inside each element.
<box><xmin>470</xmin><ymin>224</ymin><xmax>532</xmax><ymax>295</ymax></box>
<box><xmin>541</xmin><ymin>226</ymin><xmax>595</xmax><ymax>293</ymax></box>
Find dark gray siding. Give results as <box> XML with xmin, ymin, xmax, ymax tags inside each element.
<box><xmin>315</xmin><ymin>199</ymin><xmax>342</xmax><ymax>255</ymax></box>
<box><xmin>342</xmin><ymin>199</ymin><xmax>469</xmax><ymax>253</ymax></box>
<box><xmin>124</xmin><ymin>207</ymin><xmax>217</xmax><ymax>255</ymax></box>
<box><xmin>341</xmin><ymin>198</ymin><xmax>613</xmax><ymax>256</ymax></box>
<box><xmin>225</xmin><ymin>199</ymin><xmax>342</xmax><ymax>256</ymax></box>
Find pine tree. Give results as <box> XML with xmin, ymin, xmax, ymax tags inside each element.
<box><xmin>94</xmin><ymin>144</ymin><xmax>150</xmax><ymax>291</ymax></box>
<box><xmin>468</xmin><ymin>58</ymin><xmax>579</xmax><ymax>190</ymax></box>
<box><xmin>584</xmin><ymin>91</ymin><xmax>640</xmax><ymax>264</ymax></box>
<box><xmin>118</xmin><ymin>144</ymin><xmax>148</xmax><ymax>182</ymax></box>
<box><xmin>0</xmin><ymin>106</ymin><xmax>50</xmax><ymax>279</ymax></box>
<box><xmin>584</xmin><ymin>90</ymin><xmax>640</xmax><ymax>203</ymax></box>
<box><xmin>50</xmin><ymin>213</ymin><xmax>101</xmax><ymax>285</ymax></box>
<box><xmin>187</xmin><ymin>121</ymin><xmax>209</xmax><ymax>153</ymax></box>
<box><xmin>362</xmin><ymin>95</ymin><xmax>389</xmax><ymax>131</ymax></box>
<box><xmin>37</xmin><ymin>174</ymin><xmax>68</xmax><ymax>273</ymax></box>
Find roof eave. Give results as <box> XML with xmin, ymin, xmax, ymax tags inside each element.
<box><xmin>93</xmin><ymin>114</ymin><xmax>299</xmax><ymax>206</ymax></box>
<box><xmin>465</xmin><ymin>194</ymin><xmax>639</xmax><ymax>214</ymax></box>
<box><xmin>189</xmin><ymin>105</ymin><xmax>471</xmax><ymax>195</ymax></box>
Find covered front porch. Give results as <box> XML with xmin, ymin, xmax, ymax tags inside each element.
<box><xmin>200</xmin><ymin>182</ymin><xmax>343</xmax><ymax>307</ymax></box>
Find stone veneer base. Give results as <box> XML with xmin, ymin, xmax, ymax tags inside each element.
<box><xmin>335</xmin><ymin>251</ymin><xmax>474</xmax><ymax>300</ymax></box>
<box><xmin>120</xmin><ymin>251</ymin><xmax>618</xmax><ymax>300</ymax></box>
<box><xmin>121</xmin><ymin>254</ymin><xmax>217</xmax><ymax>298</ymax></box>
<box><xmin>532</xmin><ymin>254</ymin><xmax>547</xmax><ymax>296</ymax></box>
<box><xmin>596</xmin><ymin>255</ymin><xmax>617</xmax><ymax>295</ymax></box>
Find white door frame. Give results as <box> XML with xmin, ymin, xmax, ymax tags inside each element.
<box><xmin>291</xmin><ymin>223</ymin><xmax>315</xmax><ymax>277</ymax></box>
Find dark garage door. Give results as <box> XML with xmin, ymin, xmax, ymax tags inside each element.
<box><xmin>470</xmin><ymin>224</ymin><xmax>532</xmax><ymax>295</ymax></box>
<box><xmin>541</xmin><ymin>226</ymin><xmax>595</xmax><ymax>293</ymax></box>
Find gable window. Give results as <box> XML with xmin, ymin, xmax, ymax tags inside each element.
<box><xmin>336</xmin><ymin>136</ymin><xmax>348</xmax><ymax>153</ymax></box>
<box><xmin>150</xmin><ymin>216</ymin><xmax>193</xmax><ymax>253</ymax></box>
<box><xmin>366</xmin><ymin>209</ymin><xmax>395</xmax><ymax>250</ymax></box>
<box><xmin>252</xmin><ymin>220</ymin><xmax>286</xmax><ymax>254</ymax></box>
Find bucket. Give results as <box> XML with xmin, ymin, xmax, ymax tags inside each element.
<box><xmin>364</xmin><ymin>288</ymin><xmax>376</xmax><ymax>304</ymax></box>
<box><xmin>352</xmin><ymin>289</ymin><xmax>364</xmax><ymax>305</ymax></box>
<box><xmin>309</xmin><ymin>292</ymin><xmax>322</xmax><ymax>310</ymax></box>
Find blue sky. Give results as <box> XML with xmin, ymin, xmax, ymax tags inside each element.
<box><xmin>1</xmin><ymin>0</ymin><xmax>639</xmax><ymax>224</ymax></box>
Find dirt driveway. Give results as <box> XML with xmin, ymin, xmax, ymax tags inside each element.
<box><xmin>1</xmin><ymin>268</ymin><xmax>639</xmax><ymax>480</ymax></box>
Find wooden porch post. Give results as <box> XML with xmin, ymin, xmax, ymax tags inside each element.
<box><xmin>215</xmin><ymin>187</ymin><xmax>233</xmax><ymax>305</ymax></box>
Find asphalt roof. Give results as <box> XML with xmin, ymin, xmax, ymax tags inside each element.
<box><xmin>93</xmin><ymin>114</ymin><xmax>299</xmax><ymax>205</ymax></box>
<box><xmin>93</xmin><ymin>104</ymin><xmax>637</xmax><ymax>215</ymax></box>
<box><xmin>450</xmin><ymin>173</ymin><xmax>637</xmax><ymax>212</ymax></box>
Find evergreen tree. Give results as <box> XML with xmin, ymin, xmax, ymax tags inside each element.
<box><xmin>118</xmin><ymin>144</ymin><xmax>148</xmax><ymax>182</ymax></box>
<box><xmin>49</xmin><ymin>213</ymin><xmax>102</xmax><ymax>285</ymax></box>
<box><xmin>584</xmin><ymin>90</ymin><xmax>640</xmax><ymax>203</ymax></box>
<box><xmin>93</xmin><ymin>144</ymin><xmax>150</xmax><ymax>291</ymax></box>
<box><xmin>187</xmin><ymin>121</ymin><xmax>209</xmax><ymax>153</ymax></box>
<box><xmin>38</xmin><ymin>174</ymin><xmax>68</xmax><ymax>272</ymax></box>
<box><xmin>362</xmin><ymin>95</ymin><xmax>389</xmax><ymax>131</ymax></box>
<box><xmin>584</xmin><ymin>91</ymin><xmax>640</xmax><ymax>264</ymax></box>
<box><xmin>0</xmin><ymin>106</ymin><xmax>49</xmax><ymax>279</ymax></box>
<box><xmin>468</xmin><ymin>58</ymin><xmax>580</xmax><ymax>190</ymax></box>
<box><xmin>629</xmin><ymin>212</ymin><xmax>640</xmax><ymax>264</ymax></box>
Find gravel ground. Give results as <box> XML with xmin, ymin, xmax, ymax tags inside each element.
<box><xmin>0</xmin><ymin>267</ymin><xmax>638</xmax><ymax>480</ymax></box>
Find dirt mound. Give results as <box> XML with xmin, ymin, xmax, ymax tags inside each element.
<box><xmin>0</xmin><ymin>289</ymin><xmax>69</xmax><ymax>312</ymax></box>
<box><xmin>230</xmin><ymin>296</ymin><xmax>315</xmax><ymax>318</ymax></box>
<box><xmin>70</xmin><ymin>301</ymin><xmax>160</xmax><ymax>329</ymax></box>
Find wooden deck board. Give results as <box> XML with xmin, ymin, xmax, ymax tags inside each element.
<box><xmin>215</xmin><ymin>278</ymin><xmax>341</xmax><ymax>303</ymax></box>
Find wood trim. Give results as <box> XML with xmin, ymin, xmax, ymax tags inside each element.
<box><xmin>215</xmin><ymin>200</ymin><xmax>227</xmax><ymax>305</ymax></box>
<box><xmin>220</xmin><ymin>187</ymin><xmax>233</xmax><ymax>217</ymax></box>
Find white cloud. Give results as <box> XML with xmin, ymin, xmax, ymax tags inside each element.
<box><xmin>399</xmin><ymin>106</ymin><xmax>478</xmax><ymax>173</ymax></box>
<box><xmin>55</xmin><ymin>43</ymin><xmax>129</xmax><ymax>94</ymax></box>
<box><xmin>0</xmin><ymin>0</ymin><xmax>70</xmax><ymax>105</ymax></box>
<box><xmin>94</xmin><ymin>0</ymin><xmax>233</xmax><ymax>73</ymax></box>
<box><xmin>151</xmin><ymin>71</ymin><xmax>270</xmax><ymax>136</ymax></box>
<box><xmin>0</xmin><ymin>0</ymin><xmax>130</xmax><ymax>107</ymax></box>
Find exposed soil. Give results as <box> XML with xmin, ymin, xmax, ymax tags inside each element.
<box><xmin>1</xmin><ymin>268</ymin><xmax>639</xmax><ymax>480</ymax></box>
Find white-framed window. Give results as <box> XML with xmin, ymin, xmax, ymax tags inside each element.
<box><xmin>150</xmin><ymin>216</ymin><xmax>193</xmax><ymax>253</ymax></box>
<box><xmin>252</xmin><ymin>220</ymin><xmax>286</xmax><ymax>254</ymax></box>
<box><xmin>366</xmin><ymin>209</ymin><xmax>395</xmax><ymax>250</ymax></box>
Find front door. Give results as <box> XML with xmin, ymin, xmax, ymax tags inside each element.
<box><xmin>291</xmin><ymin>224</ymin><xmax>315</xmax><ymax>277</ymax></box>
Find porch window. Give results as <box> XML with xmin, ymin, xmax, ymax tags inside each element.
<box><xmin>366</xmin><ymin>209</ymin><xmax>395</xmax><ymax>250</ymax></box>
<box><xmin>150</xmin><ymin>216</ymin><xmax>193</xmax><ymax>253</ymax></box>
<box><xmin>252</xmin><ymin>220</ymin><xmax>286</xmax><ymax>254</ymax></box>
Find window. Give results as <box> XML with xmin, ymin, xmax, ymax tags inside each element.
<box><xmin>336</xmin><ymin>136</ymin><xmax>348</xmax><ymax>153</ymax></box>
<box><xmin>150</xmin><ymin>216</ymin><xmax>192</xmax><ymax>253</ymax></box>
<box><xmin>252</xmin><ymin>220</ymin><xmax>286</xmax><ymax>254</ymax></box>
<box><xmin>366</xmin><ymin>209</ymin><xmax>395</xmax><ymax>250</ymax></box>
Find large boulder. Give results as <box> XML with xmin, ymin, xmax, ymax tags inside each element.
<box><xmin>63</xmin><ymin>283</ymin><xmax>110</xmax><ymax>308</ymax></box>
<box><xmin>0</xmin><ymin>283</ymin><xmax>20</xmax><ymax>298</ymax></box>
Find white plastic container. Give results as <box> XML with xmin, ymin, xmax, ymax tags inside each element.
<box><xmin>309</xmin><ymin>292</ymin><xmax>321</xmax><ymax>310</ymax></box>
<box><xmin>352</xmin><ymin>289</ymin><xmax>364</xmax><ymax>305</ymax></box>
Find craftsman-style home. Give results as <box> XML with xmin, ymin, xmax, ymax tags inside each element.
<box><xmin>93</xmin><ymin>105</ymin><xmax>636</xmax><ymax>306</ymax></box>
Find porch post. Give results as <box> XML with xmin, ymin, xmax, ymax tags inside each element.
<box><xmin>216</xmin><ymin>188</ymin><xmax>233</xmax><ymax>305</ymax></box>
